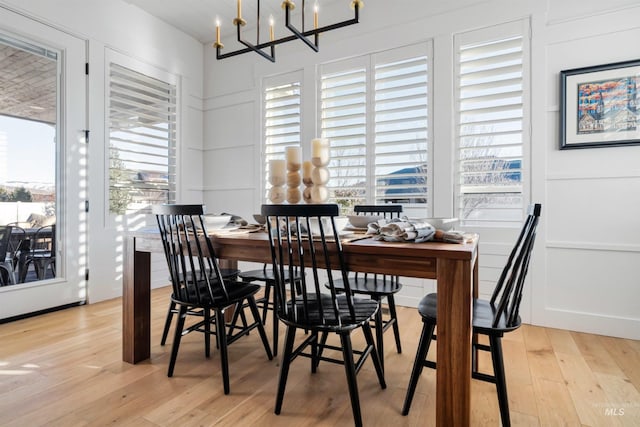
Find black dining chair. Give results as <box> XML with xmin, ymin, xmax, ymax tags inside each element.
<box><xmin>30</xmin><ymin>225</ymin><xmax>56</xmax><ymax>280</ymax></box>
<box><xmin>18</xmin><ymin>225</ymin><xmax>56</xmax><ymax>281</ymax></box>
<box><xmin>263</xmin><ymin>203</ymin><xmax>386</xmax><ymax>427</ymax></box>
<box><xmin>5</xmin><ymin>224</ymin><xmax>28</xmax><ymax>283</ymax></box>
<box><xmin>0</xmin><ymin>225</ymin><xmax>17</xmax><ymax>286</ymax></box>
<box><xmin>153</xmin><ymin>204</ymin><xmax>273</xmax><ymax>394</ymax></box>
<box><xmin>329</xmin><ymin>204</ymin><xmax>404</xmax><ymax>370</ymax></box>
<box><xmin>402</xmin><ymin>203</ymin><xmax>541</xmax><ymax>426</ymax></box>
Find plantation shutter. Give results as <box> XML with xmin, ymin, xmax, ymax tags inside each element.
<box><xmin>320</xmin><ymin>44</ymin><xmax>430</xmax><ymax>213</ymax></box>
<box><xmin>373</xmin><ymin>51</ymin><xmax>429</xmax><ymax>207</ymax></box>
<box><xmin>320</xmin><ymin>60</ymin><xmax>367</xmax><ymax>209</ymax></box>
<box><xmin>263</xmin><ymin>73</ymin><xmax>301</xmax><ymax>200</ymax></box>
<box><xmin>108</xmin><ymin>63</ymin><xmax>176</xmax><ymax>214</ymax></box>
<box><xmin>455</xmin><ymin>22</ymin><xmax>528</xmax><ymax>227</ymax></box>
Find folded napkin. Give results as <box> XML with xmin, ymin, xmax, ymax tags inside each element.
<box><xmin>366</xmin><ymin>217</ymin><xmax>475</xmax><ymax>244</ymax></box>
<box><xmin>367</xmin><ymin>217</ymin><xmax>436</xmax><ymax>243</ymax></box>
<box><xmin>433</xmin><ymin>229</ymin><xmax>471</xmax><ymax>243</ymax></box>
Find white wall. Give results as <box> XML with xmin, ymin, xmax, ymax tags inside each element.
<box><xmin>0</xmin><ymin>0</ymin><xmax>205</xmax><ymax>302</ymax></box>
<box><xmin>203</xmin><ymin>0</ymin><xmax>640</xmax><ymax>339</ymax></box>
<box><xmin>2</xmin><ymin>0</ymin><xmax>637</xmax><ymax>339</ymax></box>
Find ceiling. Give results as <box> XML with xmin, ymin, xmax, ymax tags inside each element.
<box><xmin>0</xmin><ymin>1</ymin><xmax>348</xmax><ymax>124</ymax></box>
<box><xmin>125</xmin><ymin>0</ymin><xmax>345</xmax><ymax>43</ymax></box>
<box><xmin>0</xmin><ymin>43</ymin><xmax>57</xmax><ymax>124</ymax></box>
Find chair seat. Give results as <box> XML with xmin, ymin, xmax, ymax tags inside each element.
<box><xmin>174</xmin><ymin>281</ymin><xmax>262</xmax><ymax>308</ymax></box>
<box><xmin>417</xmin><ymin>293</ymin><xmax>521</xmax><ymax>334</ymax></box>
<box><xmin>186</xmin><ymin>268</ymin><xmax>240</xmax><ymax>281</ymax></box>
<box><xmin>280</xmin><ymin>294</ymin><xmax>379</xmax><ymax>331</ymax></box>
<box><xmin>332</xmin><ymin>276</ymin><xmax>402</xmax><ymax>296</ymax></box>
<box><xmin>239</xmin><ymin>268</ymin><xmax>299</xmax><ymax>283</ymax></box>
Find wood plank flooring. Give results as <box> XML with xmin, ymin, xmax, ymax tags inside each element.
<box><xmin>1</xmin><ymin>286</ymin><xmax>639</xmax><ymax>426</ymax></box>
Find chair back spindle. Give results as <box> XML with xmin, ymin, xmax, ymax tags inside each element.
<box><xmin>489</xmin><ymin>203</ymin><xmax>541</xmax><ymax>328</ymax></box>
<box><xmin>354</xmin><ymin>204</ymin><xmax>402</xmax><ymax>219</ymax></box>
<box><xmin>153</xmin><ymin>204</ymin><xmax>229</xmax><ymax>305</ymax></box>
<box><xmin>263</xmin><ymin>204</ymin><xmax>356</xmax><ymax>328</ymax></box>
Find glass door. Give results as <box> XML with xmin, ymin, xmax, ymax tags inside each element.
<box><xmin>0</xmin><ymin>7</ymin><xmax>86</xmax><ymax>319</ymax></box>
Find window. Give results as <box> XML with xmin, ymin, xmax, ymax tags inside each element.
<box><xmin>320</xmin><ymin>44</ymin><xmax>430</xmax><ymax>213</ymax></box>
<box><xmin>455</xmin><ymin>21</ymin><xmax>529</xmax><ymax>227</ymax></box>
<box><xmin>262</xmin><ymin>72</ymin><xmax>302</xmax><ymax>200</ymax></box>
<box><xmin>108</xmin><ymin>63</ymin><xmax>177</xmax><ymax>214</ymax></box>
<box><xmin>320</xmin><ymin>60</ymin><xmax>367</xmax><ymax>210</ymax></box>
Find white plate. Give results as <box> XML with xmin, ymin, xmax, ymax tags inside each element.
<box><xmin>203</xmin><ymin>214</ymin><xmax>232</xmax><ymax>229</ymax></box>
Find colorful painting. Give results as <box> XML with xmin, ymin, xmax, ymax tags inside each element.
<box><xmin>560</xmin><ymin>59</ymin><xmax>640</xmax><ymax>149</ymax></box>
<box><xmin>577</xmin><ymin>77</ymin><xmax>638</xmax><ymax>134</ymax></box>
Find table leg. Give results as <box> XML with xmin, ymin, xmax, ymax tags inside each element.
<box><xmin>123</xmin><ymin>236</ymin><xmax>151</xmax><ymax>364</ymax></box>
<box><xmin>436</xmin><ymin>257</ymin><xmax>473</xmax><ymax>427</ymax></box>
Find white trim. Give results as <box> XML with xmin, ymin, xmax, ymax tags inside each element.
<box><xmin>546</xmin><ymin>240</ymin><xmax>640</xmax><ymax>253</ymax></box>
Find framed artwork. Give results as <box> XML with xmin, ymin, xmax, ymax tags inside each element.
<box><xmin>560</xmin><ymin>59</ymin><xmax>640</xmax><ymax>149</ymax></box>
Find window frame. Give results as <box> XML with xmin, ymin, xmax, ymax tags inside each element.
<box><xmin>261</xmin><ymin>70</ymin><xmax>303</xmax><ymax>202</ymax></box>
<box><xmin>317</xmin><ymin>42</ymin><xmax>433</xmax><ymax>216</ymax></box>
<box><xmin>105</xmin><ymin>50</ymin><xmax>180</xmax><ymax>217</ymax></box>
<box><xmin>453</xmin><ymin>19</ymin><xmax>531</xmax><ymax>228</ymax></box>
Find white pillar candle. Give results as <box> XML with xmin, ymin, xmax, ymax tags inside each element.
<box><xmin>269</xmin><ymin>159</ymin><xmax>286</xmax><ymax>186</ymax></box>
<box><xmin>311</xmin><ymin>138</ymin><xmax>326</xmax><ymax>157</ymax></box>
<box><xmin>285</xmin><ymin>146</ymin><xmax>301</xmax><ymax>170</ymax></box>
<box><xmin>311</xmin><ymin>138</ymin><xmax>329</xmax><ymax>166</ymax></box>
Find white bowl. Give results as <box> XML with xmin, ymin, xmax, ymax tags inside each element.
<box><xmin>347</xmin><ymin>215</ymin><xmax>383</xmax><ymax>229</ymax></box>
<box><xmin>308</xmin><ymin>216</ymin><xmax>349</xmax><ymax>235</ymax></box>
<box><xmin>411</xmin><ymin>217</ymin><xmax>458</xmax><ymax>231</ymax></box>
<box><xmin>203</xmin><ymin>214</ymin><xmax>232</xmax><ymax>230</ymax></box>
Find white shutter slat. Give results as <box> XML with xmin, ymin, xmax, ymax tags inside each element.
<box><xmin>456</xmin><ymin>30</ymin><xmax>525</xmax><ymax>226</ymax></box>
<box><xmin>374</xmin><ymin>52</ymin><xmax>428</xmax><ymax>207</ymax></box>
<box><xmin>109</xmin><ymin>63</ymin><xmax>176</xmax><ymax>214</ymax></box>
<box><xmin>263</xmin><ymin>77</ymin><xmax>301</xmax><ymax>201</ymax></box>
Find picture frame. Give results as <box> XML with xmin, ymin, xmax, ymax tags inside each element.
<box><xmin>560</xmin><ymin>59</ymin><xmax>640</xmax><ymax>149</ymax></box>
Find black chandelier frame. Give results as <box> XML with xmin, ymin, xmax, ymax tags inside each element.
<box><xmin>214</xmin><ymin>0</ymin><xmax>362</xmax><ymax>63</ymax></box>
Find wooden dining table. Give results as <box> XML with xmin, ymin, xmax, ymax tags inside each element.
<box><xmin>123</xmin><ymin>229</ymin><xmax>478</xmax><ymax>427</ymax></box>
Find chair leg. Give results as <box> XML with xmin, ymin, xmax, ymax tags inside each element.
<box><xmin>215</xmin><ymin>307</ymin><xmax>230</xmax><ymax>395</ymax></box>
<box><xmin>489</xmin><ymin>335</ymin><xmax>511</xmax><ymax>427</ymax></box>
<box><xmin>204</xmin><ymin>308</ymin><xmax>211</xmax><ymax>358</ymax></box>
<box><xmin>160</xmin><ymin>301</ymin><xmax>176</xmax><ymax>346</ymax></box>
<box><xmin>246</xmin><ymin>296</ymin><xmax>273</xmax><ymax>360</ymax></box>
<box><xmin>227</xmin><ymin>302</ymin><xmax>242</xmax><ymax>337</ymax></box>
<box><xmin>262</xmin><ymin>281</ymin><xmax>272</xmax><ymax>324</ymax></box>
<box><xmin>275</xmin><ymin>325</ymin><xmax>297</xmax><ymax>415</ymax></box>
<box><xmin>387</xmin><ymin>294</ymin><xmax>402</xmax><ymax>354</ymax></box>
<box><xmin>340</xmin><ymin>332</ymin><xmax>363</xmax><ymax>427</ymax></box>
<box><xmin>167</xmin><ymin>305</ymin><xmax>187</xmax><ymax>377</ymax></box>
<box><xmin>402</xmin><ymin>320</ymin><xmax>436</xmax><ymax>415</ymax></box>
<box><xmin>374</xmin><ymin>297</ymin><xmax>385</xmax><ymax>373</ymax></box>
<box><xmin>272</xmin><ymin>283</ymin><xmax>278</xmax><ymax>357</ymax></box>
<box><xmin>362</xmin><ymin>323</ymin><xmax>386</xmax><ymax>389</ymax></box>
<box><xmin>311</xmin><ymin>331</ymin><xmax>319</xmax><ymax>373</ymax></box>
<box><xmin>314</xmin><ymin>331</ymin><xmax>329</xmax><ymax>371</ymax></box>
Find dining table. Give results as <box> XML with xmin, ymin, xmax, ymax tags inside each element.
<box><xmin>123</xmin><ymin>228</ymin><xmax>479</xmax><ymax>427</ymax></box>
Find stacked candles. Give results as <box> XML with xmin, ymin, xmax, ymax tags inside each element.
<box><xmin>268</xmin><ymin>159</ymin><xmax>286</xmax><ymax>203</ymax></box>
<box><xmin>302</xmin><ymin>160</ymin><xmax>313</xmax><ymax>203</ymax></box>
<box><xmin>310</xmin><ymin>138</ymin><xmax>330</xmax><ymax>203</ymax></box>
<box><xmin>286</xmin><ymin>146</ymin><xmax>302</xmax><ymax>204</ymax></box>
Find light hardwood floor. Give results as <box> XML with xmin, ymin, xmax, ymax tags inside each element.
<box><xmin>1</xmin><ymin>286</ymin><xmax>639</xmax><ymax>426</ymax></box>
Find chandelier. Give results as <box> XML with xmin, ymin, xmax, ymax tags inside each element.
<box><xmin>214</xmin><ymin>0</ymin><xmax>363</xmax><ymax>62</ymax></box>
